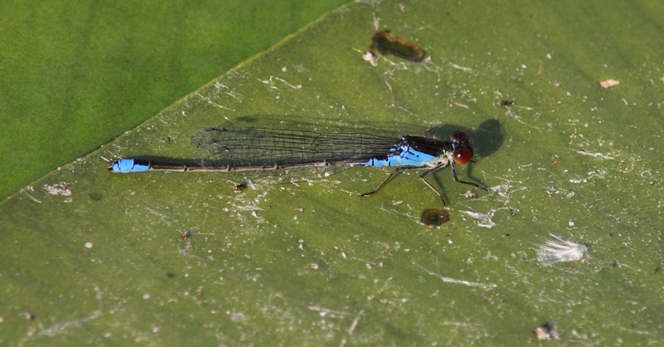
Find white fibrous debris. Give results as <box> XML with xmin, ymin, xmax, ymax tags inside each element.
<box><xmin>44</xmin><ymin>183</ymin><xmax>72</xmax><ymax>196</ymax></box>
<box><xmin>537</xmin><ymin>234</ymin><xmax>588</xmax><ymax>266</ymax></box>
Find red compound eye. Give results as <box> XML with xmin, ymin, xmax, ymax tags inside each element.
<box><xmin>453</xmin><ymin>148</ymin><xmax>472</xmax><ymax>165</ymax></box>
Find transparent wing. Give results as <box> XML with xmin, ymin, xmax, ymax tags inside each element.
<box><xmin>191</xmin><ymin>127</ymin><xmax>398</xmax><ymax>171</ymax></box>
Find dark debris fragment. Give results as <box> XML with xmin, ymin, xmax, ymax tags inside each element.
<box><xmin>370</xmin><ymin>30</ymin><xmax>426</xmax><ymax>62</ymax></box>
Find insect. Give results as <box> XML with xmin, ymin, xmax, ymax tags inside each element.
<box><xmin>110</xmin><ymin>127</ymin><xmax>488</xmax><ymax>204</ymax></box>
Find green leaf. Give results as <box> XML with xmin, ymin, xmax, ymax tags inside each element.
<box><xmin>2</xmin><ymin>0</ymin><xmax>663</xmax><ymax>345</ymax></box>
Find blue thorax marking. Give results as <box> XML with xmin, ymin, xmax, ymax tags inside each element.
<box><xmin>357</xmin><ymin>137</ymin><xmax>439</xmax><ymax>167</ymax></box>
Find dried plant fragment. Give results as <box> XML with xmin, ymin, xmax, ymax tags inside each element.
<box><xmin>533</xmin><ymin>322</ymin><xmax>560</xmax><ymax>340</ymax></box>
<box><xmin>370</xmin><ymin>30</ymin><xmax>426</xmax><ymax>62</ymax></box>
<box><xmin>598</xmin><ymin>79</ymin><xmax>620</xmax><ymax>89</ymax></box>
<box><xmin>420</xmin><ymin>209</ymin><xmax>450</xmax><ymax>227</ymax></box>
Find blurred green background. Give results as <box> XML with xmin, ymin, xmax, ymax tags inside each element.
<box><xmin>0</xmin><ymin>0</ymin><xmax>347</xmax><ymax>200</ymax></box>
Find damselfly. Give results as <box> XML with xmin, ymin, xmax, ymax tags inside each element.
<box><xmin>109</xmin><ymin>126</ymin><xmax>488</xmax><ymax>204</ymax></box>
